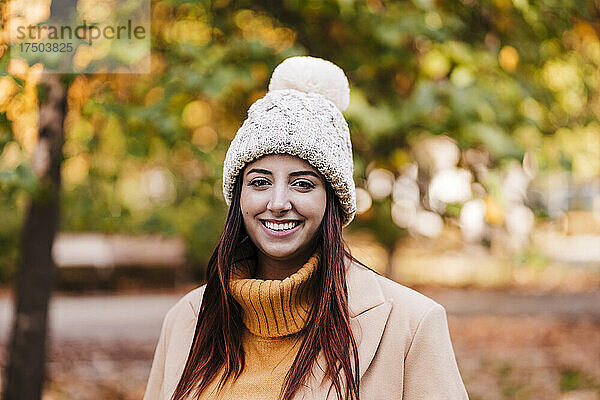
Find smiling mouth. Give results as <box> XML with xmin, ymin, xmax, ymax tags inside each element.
<box><xmin>260</xmin><ymin>220</ymin><xmax>302</xmax><ymax>231</ymax></box>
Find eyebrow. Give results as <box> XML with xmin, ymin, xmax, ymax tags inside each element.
<box><xmin>246</xmin><ymin>168</ymin><xmax>271</xmax><ymax>176</ymax></box>
<box><xmin>246</xmin><ymin>168</ymin><xmax>320</xmax><ymax>179</ymax></box>
<box><xmin>290</xmin><ymin>170</ymin><xmax>320</xmax><ymax>178</ymax></box>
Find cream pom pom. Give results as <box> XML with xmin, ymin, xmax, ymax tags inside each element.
<box><xmin>268</xmin><ymin>56</ymin><xmax>350</xmax><ymax>112</ymax></box>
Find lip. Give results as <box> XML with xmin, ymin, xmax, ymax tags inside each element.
<box><xmin>259</xmin><ymin>219</ymin><xmax>303</xmax><ymax>238</ymax></box>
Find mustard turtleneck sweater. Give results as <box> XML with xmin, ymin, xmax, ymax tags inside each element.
<box><xmin>197</xmin><ymin>246</ymin><xmax>320</xmax><ymax>400</ymax></box>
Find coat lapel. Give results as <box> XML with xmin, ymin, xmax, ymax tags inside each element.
<box><xmin>347</xmin><ymin>261</ymin><xmax>391</xmax><ymax>379</ymax></box>
<box><xmin>297</xmin><ymin>262</ymin><xmax>391</xmax><ymax>399</ymax></box>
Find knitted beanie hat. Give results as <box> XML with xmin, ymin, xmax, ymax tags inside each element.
<box><xmin>223</xmin><ymin>56</ymin><xmax>356</xmax><ymax>226</ymax></box>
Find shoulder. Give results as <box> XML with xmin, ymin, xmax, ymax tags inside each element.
<box><xmin>375</xmin><ymin>269</ymin><xmax>440</xmax><ymax>314</ymax></box>
<box><xmin>346</xmin><ymin>260</ymin><xmax>454</xmax><ymax>364</ymax></box>
<box><xmin>347</xmin><ymin>260</ymin><xmax>443</xmax><ymax>323</ymax></box>
<box><xmin>147</xmin><ymin>286</ymin><xmax>207</xmax><ymax>398</ymax></box>
<box><xmin>162</xmin><ymin>285</ymin><xmax>207</xmax><ymax>331</ymax></box>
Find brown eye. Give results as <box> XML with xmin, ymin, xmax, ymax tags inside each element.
<box><xmin>293</xmin><ymin>180</ymin><xmax>315</xmax><ymax>189</ymax></box>
<box><xmin>249</xmin><ymin>178</ymin><xmax>270</xmax><ymax>187</ymax></box>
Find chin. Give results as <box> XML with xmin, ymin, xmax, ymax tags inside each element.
<box><xmin>259</xmin><ymin>245</ymin><xmax>301</xmax><ymax>260</ymax></box>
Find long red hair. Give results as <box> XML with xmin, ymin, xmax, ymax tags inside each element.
<box><xmin>172</xmin><ymin>174</ymin><xmax>361</xmax><ymax>400</ymax></box>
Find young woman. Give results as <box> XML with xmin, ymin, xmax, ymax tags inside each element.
<box><xmin>144</xmin><ymin>56</ymin><xmax>469</xmax><ymax>400</ymax></box>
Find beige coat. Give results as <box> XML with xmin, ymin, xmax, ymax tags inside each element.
<box><xmin>144</xmin><ymin>261</ymin><xmax>469</xmax><ymax>399</ymax></box>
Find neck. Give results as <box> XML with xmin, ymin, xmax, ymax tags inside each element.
<box><xmin>255</xmin><ymin>245</ymin><xmax>317</xmax><ymax>280</ymax></box>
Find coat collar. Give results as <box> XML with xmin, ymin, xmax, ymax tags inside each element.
<box><xmin>297</xmin><ymin>260</ymin><xmax>392</xmax><ymax>399</ymax></box>
<box><xmin>347</xmin><ymin>260</ymin><xmax>392</xmax><ymax>378</ymax></box>
<box><xmin>347</xmin><ymin>259</ymin><xmax>386</xmax><ymax>318</ymax></box>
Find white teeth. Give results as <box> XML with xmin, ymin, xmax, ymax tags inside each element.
<box><xmin>264</xmin><ymin>221</ymin><xmax>299</xmax><ymax>231</ymax></box>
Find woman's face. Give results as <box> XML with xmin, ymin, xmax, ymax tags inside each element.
<box><xmin>240</xmin><ymin>154</ymin><xmax>327</xmax><ymax>265</ymax></box>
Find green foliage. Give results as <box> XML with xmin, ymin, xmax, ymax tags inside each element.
<box><xmin>0</xmin><ymin>163</ymin><xmax>39</xmax><ymax>197</ymax></box>
<box><xmin>0</xmin><ymin>193</ymin><xmax>25</xmax><ymax>283</ymax></box>
<box><xmin>561</xmin><ymin>370</ymin><xmax>582</xmax><ymax>391</ymax></box>
<box><xmin>560</xmin><ymin>369</ymin><xmax>600</xmax><ymax>392</ymax></box>
<box><xmin>1</xmin><ymin>0</ymin><xmax>599</xmax><ymax>279</ymax></box>
<box><xmin>357</xmin><ymin>197</ymin><xmax>406</xmax><ymax>249</ymax></box>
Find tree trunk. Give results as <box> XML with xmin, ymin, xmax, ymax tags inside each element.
<box><xmin>385</xmin><ymin>244</ymin><xmax>395</xmax><ymax>280</ymax></box>
<box><xmin>2</xmin><ymin>75</ymin><xmax>66</xmax><ymax>400</ymax></box>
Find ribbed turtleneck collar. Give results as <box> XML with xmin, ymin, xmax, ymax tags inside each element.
<box><xmin>229</xmin><ymin>242</ymin><xmax>320</xmax><ymax>338</ymax></box>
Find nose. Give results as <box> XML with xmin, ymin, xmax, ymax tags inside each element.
<box><xmin>267</xmin><ymin>183</ymin><xmax>292</xmax><ymax>215</ymax></box>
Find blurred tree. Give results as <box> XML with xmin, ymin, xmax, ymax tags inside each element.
<box><xmin>1</xmin><ymin>0</ymin><xmax>599</xmax><ymax>282</ymax></box>
<box><xmin>2</xmin><ymin>75</ymin><xmax>66</xmax><ymax>400</ymax></box>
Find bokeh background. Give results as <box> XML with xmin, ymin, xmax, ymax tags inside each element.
<box><xmin>1</xmin><ymin>0</ymin><xmax>600</xmax><ymax>399</ymax></box>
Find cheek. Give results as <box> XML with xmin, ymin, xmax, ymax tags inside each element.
<box><xmin>239</xmin><ymin>190</ymin><xmax>250</xmax><ymax>219</ymax></box>
<box><xmin>298</xmin><ymin>191</ymin><xmax>326</xmax><ymax>221</ymax></box>
<box><xmin>240</xmin><ymin>188</ymin><xmax>264</xmax><ymax>217</ymax></box>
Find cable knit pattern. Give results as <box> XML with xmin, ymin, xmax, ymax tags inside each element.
<box><xmin>229</xmin><ymin>248</ymin><xmax>320</xmax><ymax>338</ymax></box>
<box><xmin>222</xmin><ymin>56</ymin><xmax>357</xmax><ymax>227</ymax></box>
